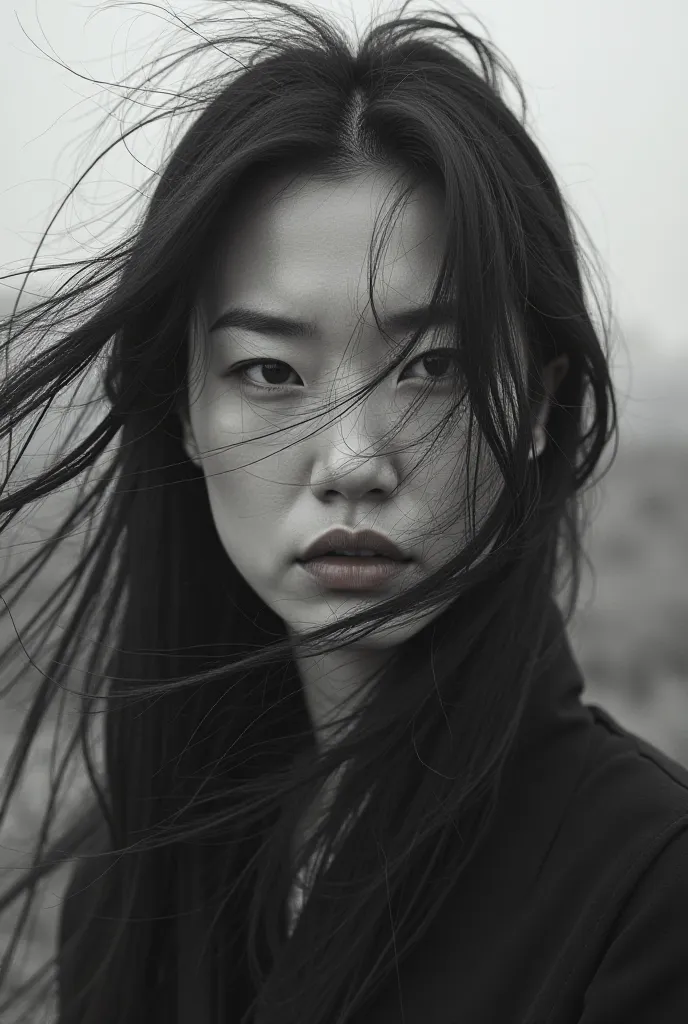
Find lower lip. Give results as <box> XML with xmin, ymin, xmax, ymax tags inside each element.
<box><xmin>298</xmin><ymin>556</ymin><xmax>410</xmax><ymax>590</ymax></box>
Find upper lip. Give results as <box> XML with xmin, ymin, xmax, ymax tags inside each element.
<box><xmin>299</xmin><ymin>528</ymin><xmax>411</xmax><ymax>562</ymax></box>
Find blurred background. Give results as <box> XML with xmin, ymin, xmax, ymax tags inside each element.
<box><xmin>1</xmin><ymin>0</ymin><xmax>687</xmax><ymax>1004</ymax></box>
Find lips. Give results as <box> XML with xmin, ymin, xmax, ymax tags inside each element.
<box><xmin>299</xmin><ymin>554</ymin><xmax>410</xmax><ymax>589</ymax></box>
<box><xmin>299</xmin><ymin>527</ymin><xmax>410</xmax><ymax>563</ymax></box>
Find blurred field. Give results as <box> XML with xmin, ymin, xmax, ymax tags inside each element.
<box><xmin>1</xmin><ymin>433</ymin><xmax>688</xmax><ymax>1014</ymax></box>
<box><xmin>571</xmin><ymin>439</ymin><xmax>688</xmax><ymax>765</ymax></box>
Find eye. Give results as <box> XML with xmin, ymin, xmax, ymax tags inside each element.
<box><xmin>234</xmin><ymin>360</ymin><xmax>302</xmax><ymax>390</ymax></box>
<box><xmin>400</xmin><ymin>348</ymin><xmax>459</xmax><ymax>383</ymax></box>
<box><xmin>226</xmin><ymin>348</ymin><xmax>460</xmax><ymax>392</ymax></box>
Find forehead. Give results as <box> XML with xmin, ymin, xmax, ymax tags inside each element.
<box><xmin>199</xmin><ymin>169</ymin><xmax>448</xmax><ymax>321</ymax></box>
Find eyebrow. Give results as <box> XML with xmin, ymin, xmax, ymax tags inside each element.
<box><xmin>208</xmin><ymin>302</ymin><xmax>456</xmax><ymax>339</ymax></box>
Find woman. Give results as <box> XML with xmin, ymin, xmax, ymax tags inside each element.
<box><xmin>1</xmin><ymin>2</ymin><xmax>686</xmax><ymax>1022</ymax></box>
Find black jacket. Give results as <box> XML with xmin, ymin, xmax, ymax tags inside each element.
<box><xmin>58</xmin><ymin>602</ymin><xmax>688</xmax><ymax>1022</ymax></box>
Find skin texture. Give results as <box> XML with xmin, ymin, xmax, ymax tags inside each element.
<box><xmin>179</xmin><ymin>167</ymin><xmax>568</xmax><ymax>755</ymax></box>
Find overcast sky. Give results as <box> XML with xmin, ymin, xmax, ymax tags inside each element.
<box><xmin>1</xmin><ymin>0</ymin><xmax>687</xmax><ymax>440</ymax></box>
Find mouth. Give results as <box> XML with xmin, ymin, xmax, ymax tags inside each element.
<box><xmin>298</xmin><ymin>527</ymin><xmax>412</xmax><ymax>563</ymax></box>
<box><xmin>297</xmin><ymin>552</ymin><xmax>412</xmax><ymax>563</ymax></box>
<box><xmin>297</xmin><ymin>552</ymin><xmax>412</xmax><ymax>589</ymax></box>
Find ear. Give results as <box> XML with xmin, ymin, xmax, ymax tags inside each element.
<box><xmin>533</xmin><ymin>354</ymin><xmax>569</xmax><ymax>430</ymax></box>
<box><xmin>177</xmin><ymin>402</ymin><xmax>203</xmax><ymax>469</ymax></box>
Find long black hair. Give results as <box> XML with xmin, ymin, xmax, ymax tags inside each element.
<box><xmin>0</xmin><ymin>2</ymin><xmax>618</xmax><ymax>1022</ymax></box>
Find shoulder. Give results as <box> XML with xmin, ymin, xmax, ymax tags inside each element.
<box><xmin>564</xmin><ymin>703</ymin><xmax>688</xmax><ymax>1021</ymax></box>
<box><xmin>557</xmin><ymin>701</ymin><xmax>688</xmax><ymax>910</ymax></box>
<box><xmin>579</xmin><ymin>817</ymin><xmax>688</xmax><ymax>1022</ymax></box>
<box><xmin>587</xmin><ymin>700</ymin><xmax>688</xmax><ymax>794</ymax></box>
<box><xmin>578</xmin><ymin>701</ymin><xmax>688</xmax><ymax>840</ymax></box>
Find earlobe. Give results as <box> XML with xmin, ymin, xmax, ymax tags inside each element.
<box><xmin>529</xmin><ymin>353</ymin><xmax>569</xmax><ymax>460</ymax></box>
<box><xmin>184</xmin><ymin>440</ymin><xmax>202</xmax><ymax>469</ymax></box>
<box><xmin>545</xmin><ymin>354</ymin><xmax>569</xmax><ymax>400</ymax></box>
<box><xmin>534</xmin><ymin>354</ymin><xmax>569</xmax><ymax>429</ymax></box>
<box><xmin>177</xmin><ymin>407</ymin><xmax>202</xmax><ymax>469</ymax></box>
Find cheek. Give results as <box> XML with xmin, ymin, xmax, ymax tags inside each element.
<box><xmin>415</xmin><ymin>432</ymin><xmax>504</xmax><ymax>555</ymax></box>
<box><xmin>199</xmin><ymin>455</ymin><xmax>295</xmax><ymax>581</ymax></box>
<box><xmin>202</xmin><ymin>474</ymin><xmax>278</xmax><ymax>607</ymax></box>
<box><xmin>203</xmin><ymin>463</ymin><xmax>273</xmax><ymax>537</ymax></box>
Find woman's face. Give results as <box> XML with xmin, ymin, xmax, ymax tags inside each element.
<box><xmin>180</xmin><ymin>167</ymin><xmax>518</xmax><ymax>651</ymax></box>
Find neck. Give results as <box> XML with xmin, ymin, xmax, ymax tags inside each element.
<box><xmin>290</xmin><ymin>639</ymin><xmax>386</xmax><ymax>753</ymax></box>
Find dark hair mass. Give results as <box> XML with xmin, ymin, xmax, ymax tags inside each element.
<box><xmin>0</xmin><ymin>3</ymin><xmax>618</xmax><ymax>1022</ymax></box>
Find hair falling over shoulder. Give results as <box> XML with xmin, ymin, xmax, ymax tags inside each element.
<box><xmin>0</xmin><ymin>2</ymin><xmax>619</xmax><ymax>1022</ymax></box>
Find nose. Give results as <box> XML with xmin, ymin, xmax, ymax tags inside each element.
<box><xmin>308</xmin><ymin>400</ymin><xmax>401</xmax><ymax>503</ymax></box>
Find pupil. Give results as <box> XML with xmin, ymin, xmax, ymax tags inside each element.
<box><xmin>423</xmin><ymin>354</ymin><xmax>453</xmax><ymax>377</ymax></box>
<box><xmin>262</xmin><ymin>362</ymin><xmax>291</xmax><ymax>385</ymax></box>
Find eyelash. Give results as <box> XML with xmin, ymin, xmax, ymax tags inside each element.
<box><xmin>226</xmin><ymin>348</ymin><xmax>460</xmax><ymax>393</ymax></box>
